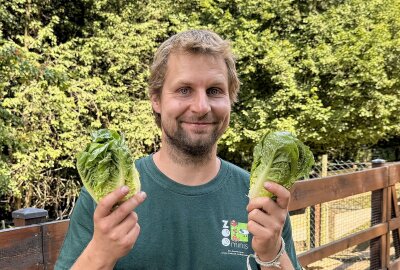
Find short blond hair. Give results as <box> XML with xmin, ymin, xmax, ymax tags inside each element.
<box><xmin>149</xmin><ymin>29</ymin><xmax>240</xmax><ymax>127</ymax></box>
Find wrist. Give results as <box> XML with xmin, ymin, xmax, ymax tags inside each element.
<box><xmin>73</xmin><ymin>241</ymin><xmax>117</xmax><ymax>270</ymax></box>
<box><xmin>88</xmin><ymin>241</ymin><xmax>118</xmax><ymax>268</ymax></box>
<box><xmin>258</xmin><ymin>237</ymin><xmax>283</xmax><ymax>262</ymax></box>
<box><xmin>247</xmin><ymin>237</ymin><xmax>286</xmax><ymax>269</ymax></box>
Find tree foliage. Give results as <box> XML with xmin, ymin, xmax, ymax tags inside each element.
<box><xmin>0</xmin><ymin>0</ymin><xmax>399</xmax><ymax>219</ymax></box>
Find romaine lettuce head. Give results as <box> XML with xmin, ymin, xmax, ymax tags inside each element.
<box><xmin>248</xmin><ymin>131</ymin><xmax>314</xmax><ymax>199</ymax></box>
<box><xmin>76</xmin><ymin>129</ymin><xmax>141</xmax><ymax>203</ymax></box>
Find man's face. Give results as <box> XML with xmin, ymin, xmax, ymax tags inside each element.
<box><xmin>151</xmin><ymin>52</ymin><xmax>231</xmax><ymax>156</ymax></box>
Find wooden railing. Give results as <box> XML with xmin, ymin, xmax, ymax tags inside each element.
<box><xmin>0</xmin><ymin>220</ymin><xmax>69</xmax><ymax>269</ymax></box>
<box><xmin>1</xmin><ymin>162</ymin><xmax>400</xmax><ymax>269</ymax></box>
<box><xmin>289</xmin><ymin>161</ymin><xmax>400</xmax><ymax>269</ymax></box>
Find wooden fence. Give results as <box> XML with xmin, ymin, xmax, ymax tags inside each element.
<box><xmin>289</xmin><ymin>161</ymin><xmax>400</xmax><ymax>269</ymax></box>
<box><xmin>0</xmin><ymin>220</ymin><xmax>68</xmax><ymax>269</ymax></box>
<box><xmin>1</xmin><ymin>162</ymin><xmax>400</xmax><ymax>269</ymax></box>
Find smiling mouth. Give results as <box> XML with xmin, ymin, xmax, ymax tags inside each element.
<box><xmin>181</xmin><ymin>122</ymin><xmax>216</xmax><ymax>131</ymax></box>
<box><xmin>183</xmin><ymin>121</ymin><xmax>215</xmax><ymax>126</ymax></box>
<box><xmin>186</xmin><ymin>122</ymin><xmax>213</xmax><ymax>125</ymax></box>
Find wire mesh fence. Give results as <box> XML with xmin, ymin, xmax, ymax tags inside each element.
<box><xmin>290</xmin><ymin>158</ymin><xmax>380</xmax><ymax>269</ymax></box>
<box><xmin>291</xmin><ymin>193</ymin><xmax>374</xmax><ymax>269</ymax></box>
<box><xmin>305</xmin><ymin>239</ymin><xmax>379</xmax><ymax>270</ymax></box>
<box><xmin>309</xmin><ymin>158</ymin><xmax>372</xmax><ymax>179</ymax></box>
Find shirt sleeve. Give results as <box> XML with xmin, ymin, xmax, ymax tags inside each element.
<box><xmin>54</xmin><ymin>187</ymin><xmax>96</xmax><ymax>270</ymax></box>
<box><xmin>282</xmin><ymin>215</ymin><xmax>303</xmax><ymax>270</ymax></box>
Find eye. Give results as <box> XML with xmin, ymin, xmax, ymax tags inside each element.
<box><xmin>207</xmin><ymin>87</ymin><xmax>221</xmax><ymax>96</ymax></box>
<box><xmin>178</xmin><ymin>87</ymin><xmax>190</xmax><ymax>95</ymax></box>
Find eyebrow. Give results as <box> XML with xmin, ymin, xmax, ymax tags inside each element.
<box><xmin>174</xmin><ymin>78</ymin><xmax>228</xmax><ymax>87</ymax></box>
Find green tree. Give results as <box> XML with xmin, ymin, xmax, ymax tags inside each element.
<box><xmin>1</xmin><ymin>0</ymin><xmax>166</xmax><ymax>217</ymax></box>
<box><xmin>182</xmin><ymin>0</ymin><xmax>400</xmax><ymax>167</ymax></box>
<box><xmin>0</xmin><ymin>0</ymin><xmax>399</xmax><ymax>219</ymax></box>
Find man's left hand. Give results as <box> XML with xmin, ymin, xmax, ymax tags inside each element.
<box><xmin>246</xmin><ymin>181</ymin><xmax>290</xmax><ymax>262</ymax></box>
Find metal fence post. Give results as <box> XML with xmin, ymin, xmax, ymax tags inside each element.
<box><xmin>370</xmin><ymin>159</ymin><xmax>386</xmax><ymax>270</ymax></box>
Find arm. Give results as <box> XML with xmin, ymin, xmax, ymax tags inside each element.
<box><xmin>247</xmin><ymin>182</ymin><xmax>295</xmax><ymax>270</ymax></box>
<box><xmin>71</xmin><ymin>186</ymin><xmax>146</xmax><ymax>270</ymax></box>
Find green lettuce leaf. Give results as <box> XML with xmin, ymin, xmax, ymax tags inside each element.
<box><xmin>248</xmin><ymin>131</ymin><xmax>314</xmax><ymax>199</ymax></box>
<box><xmin>76</xmin><ymin>129</ymin><xmax>141</xmax><ymax>203</ymax></box>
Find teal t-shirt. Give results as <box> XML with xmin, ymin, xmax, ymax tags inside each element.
<box><xmin>55</xmin><ymin>155</ymin><xmax>302</xmax><ymax>269</ymax></box>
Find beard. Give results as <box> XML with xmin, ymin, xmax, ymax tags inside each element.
<box><xmin>162</xmin><ymin>116</ymin><xmax>223</xmax><ymax>158</ymax></box>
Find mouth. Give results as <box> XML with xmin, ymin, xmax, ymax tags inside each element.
<box><xmin>183</xmin><ymin>120</ymin><xmax>216</xmax><ymax>125</ymax></box>
<box><xmin>185</xmin><ymin>122</ymin><xmax>213</xmax><ymax>125</ymax></box>
<box><xmin>181</xmin><ymin>121</ymin><xmax>215</xmax><ymax>130</ymax></box>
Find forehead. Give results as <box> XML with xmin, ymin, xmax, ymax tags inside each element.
<box><xmin>164</xmin><ymin>52</ymin><xmax>228</xmax><ymax>86</ymax></box>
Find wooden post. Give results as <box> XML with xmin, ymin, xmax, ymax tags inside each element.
<box><xmin>12</xmin><ymin>207</ymin><xmax>48</xmax><ymax>227</ymax></box>
<box><xmin>390</xmin><ymin>186</ymin><xmax>400</xmax><ymax>257</ymax></box>
<box><xmin>370</xmin><ymin>159</ymin><xmax>386</xmax><ymax>270</ymax></box>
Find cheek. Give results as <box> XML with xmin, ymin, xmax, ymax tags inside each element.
<box><xmin>215</xmin><ymin>100</ymin><xmax>231</xmax><ymax>117</ymax></box>
<box><xmin>161</xmin><ymin>100</ymin><xmax>187</xmax><ymax>121</ymax></box>
<box><xmin>213</xmin><ymin>101</ymin><xmax>231</xmax><ymax>126</ymax></box>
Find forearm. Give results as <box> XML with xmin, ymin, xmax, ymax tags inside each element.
<box><xmin>260</xmin><ymin>253</ymin><xmax>294</xmax><ymax>270</ymax></box>
<box><xmin>71</xmin><ymin>241</ymin><xmax>117</xmax><ymax>270</ymax></box>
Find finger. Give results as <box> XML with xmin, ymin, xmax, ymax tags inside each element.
<box><xmin>248</xmin><ymin>207</ymin><xmax>286</xmax><ymax>233</ymax></box>
<box><xmin>248</xmin><ymin>208</ymin><xmax>271</xmax><ymax>227</ymax></box>
<box><xmin>263</xmin><ymin>182</ymin><xmax>291</xmax><ymax>209</ymax></box>
<box><xmin>247</xmin><ymin>219</ymin><xmax>282</xmax><ymax>248</ymax></box>
<box><xmin>247</xmin><ymin>197</ymin><xmax>288</xmax><ymax>224</ymax></box>
<box><xmin>116</xmin><ymin>211</ymin><xmax>138</xmax><ymax>235</ymax></box>
<box><xmin>247</xmin><ymin>196</ymin><xmax>272</xmax><ymax>212</ymax></box>
<box><xmin>107</xmin><ymin>191</ymin><xmax>146</xmax><ymax>226</ymax></box>
<box><xmin>123</xmin><ymin>223</ymin><xmax>141</xmax><ymax>249</ymax></box>
<box><xmin>94</xmin><ymin>186</ymin><xmax>130</xmax><ymax>219</ymax></box>
<box><xmin>247</xmin><ymin>219</ymin><xmax>273</xmax><ymax>239</ymax></box>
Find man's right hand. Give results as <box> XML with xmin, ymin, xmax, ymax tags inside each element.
<box><xmin>72</xmin><ymin>186</ymin><xmax>147</xmax><ymax>270</ymax></box>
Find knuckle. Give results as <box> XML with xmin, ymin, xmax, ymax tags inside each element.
<box><xmin>247</xmin><ymin>220</ymin><xmax>255</xmax><ymax>231</ymax></box>
<box><xmin>96</xmin><ymin>199</ymin><xmax>110</xmax><ymax>211</ymax></box>
<box><xmin>125</xmin><ymin>212</ymin><xmax>137</xmax><ymax>227</ymax></box>
<box><xmin>270</xmin><ymin>222</ymin><xmax>281</xmax><ymax>233</ymax></box>
<box><xmin>109</xmin><ymin>232</ymin><xmax>120</xmax><ymax>242</ymax></box>
<box><xmin>125</xmin><ymin>227</ymin><xmax>140</xmax><ymax>248</ymax></box>
<box><xmin>125</xmin><ymin>231</ymin><xmax>138</xmax><ymax>248</ymax></box>
<box><xmin>120</xmin><ymin>197</ymin><xmax>139</xmax><ymax>212</ymax></box>
<box><xmin>248</xmin><ymin>209</ymin><xmax>259</xmax><ymax>220</ymax></box>
<box><xmin>121</xmin><ymin>239</ymin><xmax>133</xmax><ymax>250</ymax></box>
<box><xmin>118</xmin><ymin>202</ymin><xmax>131</xmax><ymax>213</ymax></box>
<box><xmin>97</xmin><ymin>199</ymin><xmax>109</xmax><ymax>209</ymax></box>
<box><xmin>265</xmin><ymin>197</ymin><xmax>273</xmax><ymax>205</ymax></box>
<box><xmin>281</xmin><ymin>188</ymin><xmax>290</xmax><ymax>198</ymax></box>
<box><xmin>263</xmin><ymin>230</ymin><xmax>273</xmax><ymax>240</ymax></box>
<box><xmin>98</xmin><ymin>222</ymin><xmax>110</xmax><ymax>233</ymax></box>
<box><xmin>281</xmin><ymin>193</ymin><xmax>290</xmax><ymax>202</ymax></box>
<box><xmin>254</xmin><ymin>197</ymin><xmax>264</xmax><ymax>205</ymax></box>
<box><xmin>130</xmin><ymin>196</ymin><xmax>141</xmax><ymax>207</ymax></box>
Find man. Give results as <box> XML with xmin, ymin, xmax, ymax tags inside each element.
<box><xmin>56</xmin><ymin>29</ymin><xmax>302</xmax><ymax>270</ymax></box>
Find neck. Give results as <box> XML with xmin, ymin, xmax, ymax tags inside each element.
<box><xmin>153</xmin><ymin>144</ymin><xmax>221</xmax><ymax>186</ymax></box>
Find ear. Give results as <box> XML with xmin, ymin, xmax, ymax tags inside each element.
<box><xmin>151</xmin><ymin>94</ymin><xmax>161</xmax><ymax>114</ymax></box>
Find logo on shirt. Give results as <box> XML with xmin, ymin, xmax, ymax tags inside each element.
<box><xmin>220</xmin><ymin>219</ymin><xmax>249</xmax><ymax>256</ymax></box>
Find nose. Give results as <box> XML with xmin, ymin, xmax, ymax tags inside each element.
<box><xmin>191</xmin><ymin>91</ymin><xmax>211</xmax><ymax>115</ymax></box>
